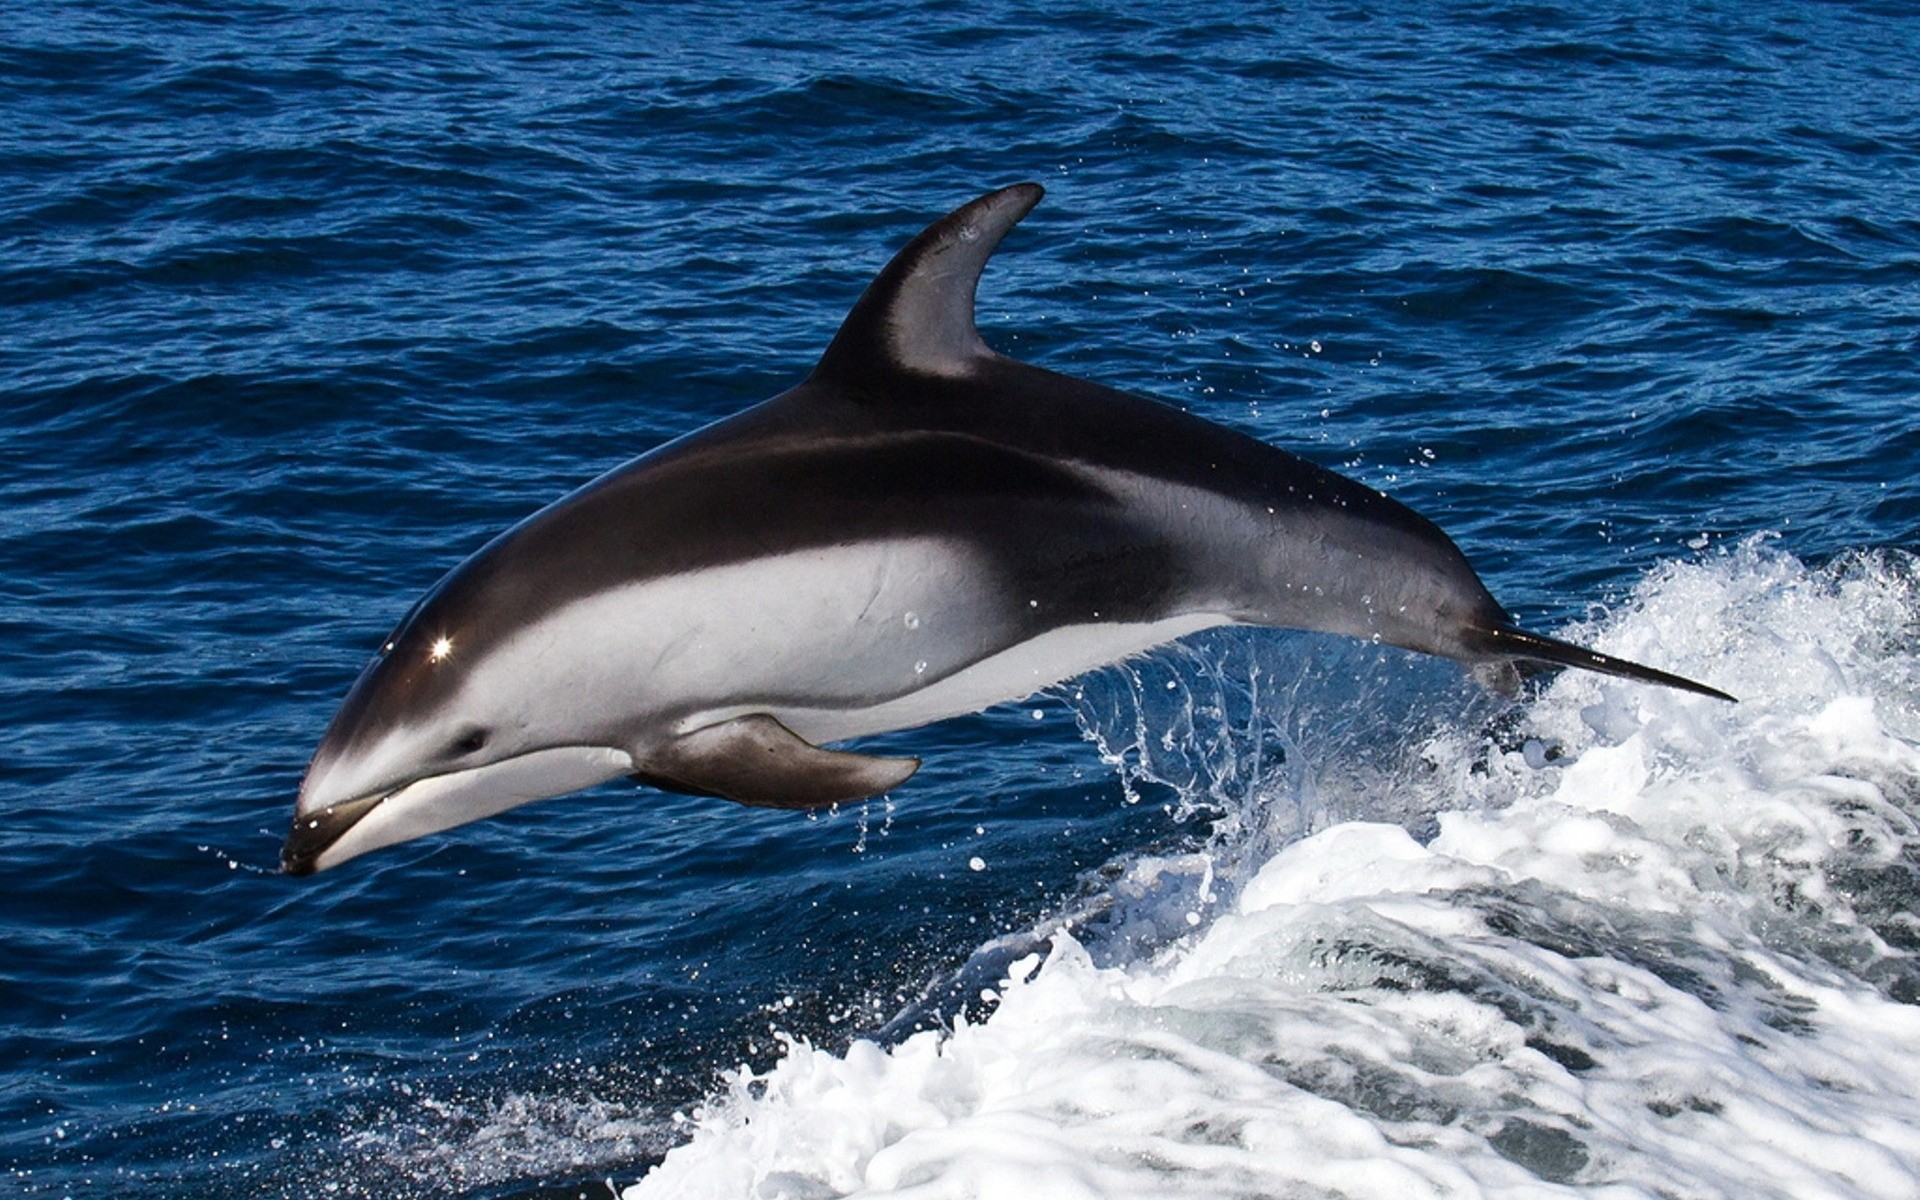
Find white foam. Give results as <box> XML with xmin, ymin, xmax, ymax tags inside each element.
<box><xmin>336</xmin><ymin>1087</ymin><xmax>669</xmax><ymax>1195</ymax></box>
<box><xmin>626</xmin><ymin>542</ymin><xmax>1920</xmax><ymax>1199</ymax></box>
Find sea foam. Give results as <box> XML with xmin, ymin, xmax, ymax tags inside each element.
<box><xmin>628</xmin><ymin>542</ymin><xmax>1920</xmax><ymax>1199</ymax></box>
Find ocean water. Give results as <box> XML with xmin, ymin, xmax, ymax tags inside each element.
<box><xmin>4</xmin><ymin>3</ymin><xmax>1918</xmax><ymax>1198</ymax></box>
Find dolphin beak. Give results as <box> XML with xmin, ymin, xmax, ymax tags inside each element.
<box><xmin>281</xmin><ymin>745</ymin><xmax>638</xmax><ymax>876</ymax></box>
<box><xmin>280</xmin><ymin>793</ymin><xmax>387</xmax><ymax>875</ymax></box>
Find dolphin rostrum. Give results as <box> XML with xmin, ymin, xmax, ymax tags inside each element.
<box><xmin>282</xmin><ymin>183</ymin><xmax>1731</xmax><ymax>875</ymax></box>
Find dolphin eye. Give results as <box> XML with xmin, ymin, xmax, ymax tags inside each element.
<box><xmin>448</xmin><ymin>729</ymin><xmax>490</xmax><ymax>758</ymax></box>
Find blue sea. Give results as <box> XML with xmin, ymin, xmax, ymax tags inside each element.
<box><xmin>6</xmin><ymin>3</ymin><xmax>1920</xmax><ymax>1197</ymax></box>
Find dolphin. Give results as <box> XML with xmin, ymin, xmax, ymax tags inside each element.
<box><xmin>281</xmin><ymin>182</ymin><xmax>1731</xmax><ymax>875</ymax></box>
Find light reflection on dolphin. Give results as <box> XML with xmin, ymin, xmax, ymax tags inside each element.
<box><xmin>282</xmin><ymin>183</ymin><xmax>1731</xmax><ymax>875</ymax></box>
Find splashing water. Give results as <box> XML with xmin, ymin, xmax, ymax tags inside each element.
<box><xmin>623</xmin><ymin>542</ymin><xmax>1920</xmax><ymax>1200</ymax></box>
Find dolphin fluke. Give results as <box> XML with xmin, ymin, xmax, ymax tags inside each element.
<box><xmin>1474</xmin><ymin>625</ymin><xmax>1736</xmax><ymax>703</ymax></box>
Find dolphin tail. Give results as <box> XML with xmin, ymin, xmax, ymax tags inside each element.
<box><xmin>1472</xmin><ymin>624</ymin><xmax>1736</xmax><ymax>702</ymax></box>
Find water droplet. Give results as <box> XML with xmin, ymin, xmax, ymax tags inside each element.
<box><xmin>968</xmin><ymin>856</ymin><xmax>986</xmax><ymax>872</ymax></box>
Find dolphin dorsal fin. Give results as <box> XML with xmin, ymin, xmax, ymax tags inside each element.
<box><xmin>811</xmin><ymin>182</ymin><xmax>1044</xmax><ymax>384</ymax></box>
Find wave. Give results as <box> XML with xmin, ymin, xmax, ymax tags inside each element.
<box><xmin>622</xmin><ymin>540</ymin><xmax>1920</xmax><ymax>1199</ymax></box>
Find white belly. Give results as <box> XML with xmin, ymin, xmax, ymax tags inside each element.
<box><xmin>464</xmin><ymin>537</ymin><xmax>1227</xmax><ymax>748</ymax></box>
<box><xmin>756</xmin><ymin>611</ymin><xmax>1228</xmax><ymax>743</ymax></box>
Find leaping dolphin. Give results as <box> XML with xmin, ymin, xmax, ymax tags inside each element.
<box><xmin>282</xmin><ymin>183</ymin><xmax>1731</xmax><ymax>875</ymax></box>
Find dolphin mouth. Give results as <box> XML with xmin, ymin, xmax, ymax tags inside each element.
<box><xmin>280</xmin><ymin>792</ymin><xmax>389</xmax><ymax>876</ymax></box>
<box><xmin>281</xmin><ymin>745</ymin><xmax>638</xmax><ymax>876</ymax></box>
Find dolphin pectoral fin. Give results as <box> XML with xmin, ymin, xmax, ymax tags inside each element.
<box><xmin>633</xmin><ymin>715</ymin><xmax>921</xmax><ymax>810</ymax></box>
<box><xmin>1474</xmin><ymin>625</ymin><xmax>1736</xmax><ymax>703</ymax></box>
